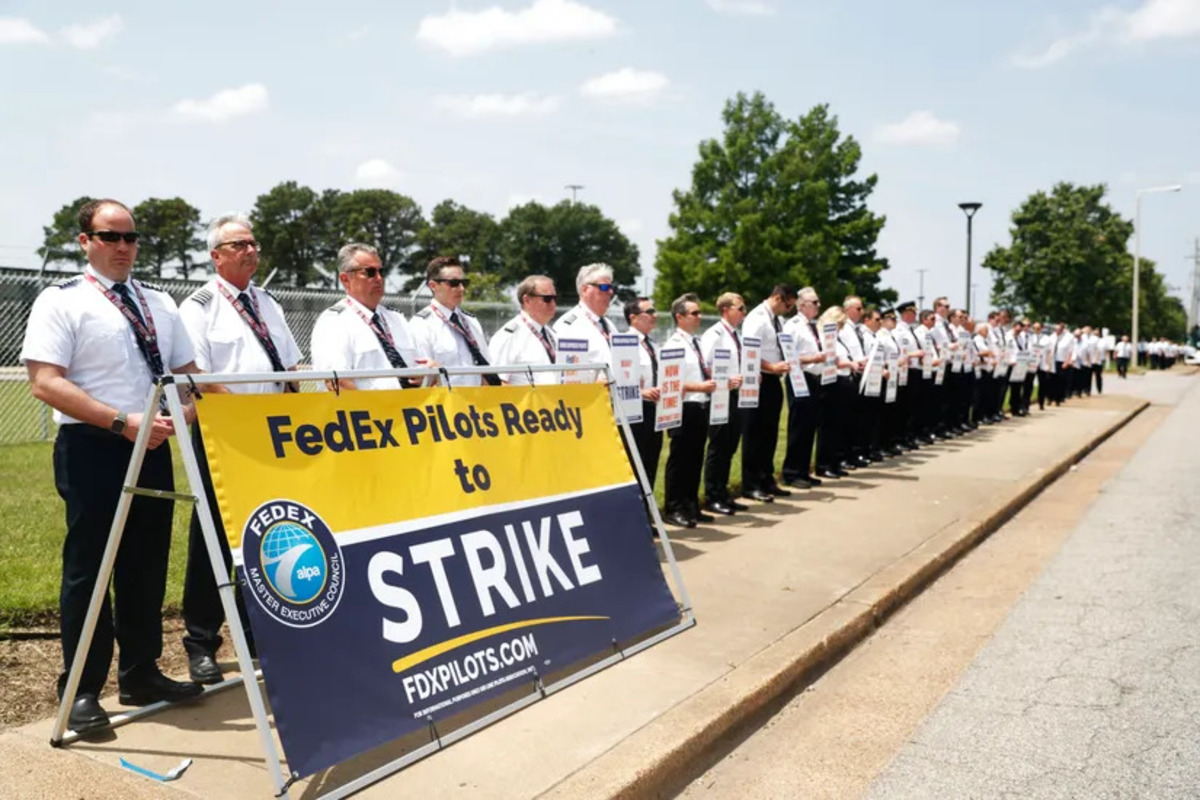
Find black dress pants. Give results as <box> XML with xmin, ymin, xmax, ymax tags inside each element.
<box><xmin>629</xmin><ymin>401</ymin><xmax>663</xmax><ymax>489</ymax></box>
<box><xmin>182</xmin><ymin>424</ymin><xmax>253</xmax><ymax>660</ymax></box>
<box><xmin>741</xmin><ymin>374</ymin><xmax>782</xmax><ymax>493</ymax></box>
<box><xmin>665</xmin><ymin>402</ymin><xmax>709</xmax><ymax>516</ymax></box>
<box><xmin>54</xmin><ymin>425</ymin><xmax>174</xmax><ymax>697</ymax></box>
<box><xmin>782</xmin><ymin>375</ymin><xmax>820</xmax><ymax>481</ymax></box>
<box><xmin>704</xmin><ymin>392</ymin><xmax>741</xmax><ymax>503</ymax></box>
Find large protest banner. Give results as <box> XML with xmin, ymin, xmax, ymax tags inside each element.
<box><xmin>195</xmin><ymin>383</ymin><xmax>682</xmax><ymax>780</ymax></box>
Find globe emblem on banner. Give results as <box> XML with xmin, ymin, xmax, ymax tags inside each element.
<box><xmin>260</xmin><ymin>522</ymin><xmax>326</xmax><ymax>604</ymax></box>
<box><xmin>241</xmin><ymin>500</ymin><xmax>345</xmax><ymax>628</ymax></box>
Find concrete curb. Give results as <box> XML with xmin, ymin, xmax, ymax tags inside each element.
<box><xmin>542</xmin><ymin>399</ymin><xmax>1150</xmax><ymax>800</ymax></box>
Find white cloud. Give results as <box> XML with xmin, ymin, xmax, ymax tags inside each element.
<box><xmin>1013</xmin><ymin>0</ymin><xmax>1200</xmax><ymax>68</ymax></box>
<box><xmin>61</xmin><ymin>14</ymin><xmax>123</xmax><ymax>49</ymax></box>
<box><xmin>433</xmin><ymin>92</ymin><xmax>561</xmax><ymax>119</ymax></box>
<box><xmin>416</xmin><ymin>0</ymin><xmax>617</xmax><ymax>57</ymax></box>
<box><xmin>0</xmin><ymin>17</ymin><xmax>49</xmax><ymax>44</ymax></box>
<box><xmin>173</xmin><ymin>83</ymin><xmax>268</xmax><ymax>123</ymax></box>
<box><xmin>706</xmin><ymin>0</ymin><xmax>775</xmax><ymax>15</ymax></box>
<box><xmin>579</xmin><ymin>68</ymin><xmax>670</xmax><ymax>104</ymax></box>
<box><xmin>355</xmin><ymin>159</ymin><xmax>403</xmax><ymax>188</ymax></box>
<box><xmin>619</xmin><ymin>218</ymin><xmax>644</xmax><ymax>235</ymax></box>
<box><xmin>874</xmin><ymin>111</ymin><xmax>961</xmax><ymax>146</ymax></box>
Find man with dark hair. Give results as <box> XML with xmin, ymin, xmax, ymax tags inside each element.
<box><xmin>623</xmin><ymin>297</ymin><xmax>663</xmax><ymax>488</ymax></box>
<box><xmin>662</xmin><ymin>294</ymin><xmax>716</xmax><ymax>527</ymax></box>
<box><xmin>740</xmin><ymin>284</ymin><xmax>797</xmax><ymax>502</ymax></box>
<box><xmin>892</xmin><ymin>301</ymin><xmax>925</xmax><ymax>448</ymax></box>
<box><xmin>783</xmin><ymin>287</ymin><xmax>834</xmax><ymax>481</ymax></box>
<box><xmin>489</xmin><ymin>275</ymin><xmax>558</xmax><ymax>385</ymax></box>
<box><xmin>21</xmin><ymin>198</ymin><xmax>204</xmax><ymax>733</ymax></box>
<box><xmin>700</xmin><ymin>292</ymin><xmax>747</xmax><ymax>514</ymax></box>
<box><xmin>410</xmin><ymin>255</ymin><xmax>496</xmax><ymax>387</ymax></box>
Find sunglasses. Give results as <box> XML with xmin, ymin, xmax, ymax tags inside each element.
<box><xmin>87</xmin><ymin>230</ymin><xmax>140</xmax><ymax>244</ymax></box>
<box><xmin>683</xmin><ymin>310</ymin><xmax>702</xmax><ymax>317</ymax></box>
<box><xmin>530</xmin><ymin>294</ymin><xmax>557</xmax><ymax>303</ymax></box>
<box><xmin>733</xmin><ymin>305</ymin><xmax>747</xmax><ymax>312</ymax></box>
<box><xmin>217</xmin><ymin>239</ymin><xmax>259</xmax><ymax>252</ymax></box>
<box><xmin>349</xmin><ymin>267</ymin><xmax>383</xmax><ymax>278</ymax></box>
<box><xmin>588</xmin><ymin>282</ymin><xmax>614</xmax><ymax>293</ymax></box>
<box><xmin>638</xmin><ymin>307</ymin><xmax>657</xmax><ymax>315</ymax></box>
<box><xmin>433</xmin><ymin>278</ymin><xmax>471</xmax><ymax>288</ymax></box>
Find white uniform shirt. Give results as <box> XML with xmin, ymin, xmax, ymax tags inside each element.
<box><xmin>699</xmin><ymin>319</ymin><xmax>743</xmax><ymax>377</ymax></box>
<box><xmin>665</xmin><ymin>328</ymin><xmax>711</xmax><ymax>404</ymax></box>
<box><xmin>409</xmin><ymin>299</ymin><xmax>491</xmax><ymax>388</ymax></box>
<box><xmin>914</xmin><ymin>323</ymin><xmax>939</xmax><ymax>375</ymax></box>
<box><xmin>1055</xmin><ymin>330</ymin><xmax>1077</xmax><ymax>363</ymax></box>
<box><xmin>633</xmin><ymin>330</ymin><xmax>659</xmax><ymax>389</ymax></box>
<box><xmin>1115</xmin><ymin>341</ymin><xmax>1133</xmax><ymax>359</ymax></box>
<box><xmin>1004</xmin><ymin>329</ymin><xmax>1028</xmax><ymax>364</ymax></box>
<box><xmin>552</xmin><ymin>302</ymin><xmax>614</xmax><ymax>383</ymax></box>
<box><xmin>310</xmin><ymin>296</ymin><xmax>420</xmax><ymax>391</ymax></box>
<box><xmin>488</xmin><ymin>311</ymin><xmax>558</xmax><ymax>386</ymax></box>
<box><xmin>894</xmin><ymin>319</ymin><xmax>920</xmax><ymax>368</ymax></box>
<box><xmin>974</xmin><ymin>333</ymin><xmax>994</xmax><ymax>371</ymax></box>
<box><xmin>783</xmin><ymin>314</ymin><xmax>824</xmax><ymax>376</ymax></box>
<box><xmin>20</xmin><ymin>267</ymin><xmax>194</xmax><ymax>424</ymax></box>
<box><xmin>179</xmin><ymin>276</ymin><xmax>300</xmax><ymax>395</ymax></box>
<box><xmin>838</xmin><ymin>321</ymin><xmax>867</xmax><ymax>363</ymax></box>
<box><xmin>743</xmin><ymin>301</ymin><xmax>784</xmax><ymax>365</ymax></box>
<box><xmin>834</xmin><ymin>328</ymin><xmax>852</xmax><ymax>377</ymax></box>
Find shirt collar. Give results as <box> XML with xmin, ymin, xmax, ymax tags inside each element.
<box><xmin>519</xmin><ymin>310</ymin><xmax>542</xmax><ymax>329</ymax></box>
<box><xmin>215</xmin><ymin>274</ymin><xmax>249</xmax><ymax>296</ymax></box>
<box><xmin>345</xmin><ymin>295</ymin><xmax>375</xmax><ymax>317</ymax></box>
<box><xmin>431</xmin><ymin>298</ymin><xmax>456</xmax><ymax>317</ymax></box>
<box><xmin>85</xmin><ymin>265</ymin><xmax>118</xmax><ymax>289</ymax></box>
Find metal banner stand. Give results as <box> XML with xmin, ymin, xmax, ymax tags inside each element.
<box><xmin>48</xmin><ymin>363</ymin><xmax>695</xmax><ymax>799</ymax></box>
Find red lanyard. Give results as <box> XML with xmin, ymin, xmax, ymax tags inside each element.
<box><xmin>85</xmin><ymin>272</ymin><xmax>164</xmax><ymax>377</ymax></box>
<box><xmin>429</xmin><ymin>304</ymin><xmax>482</xmax><ymax>351</ymax></box>
<box><xmin>351</xmin><ymin>302</ymin><xmax>400</xmax><ymax>352</ymax></box>
<box><xmin>215</xmin><ymin>283</ymin><xmax>286</xmax><ymax>368</ymax></box>
<box><xmin>520</xmin><ymin>315</ymin><xmax>555</xmax><ymax>361</ymax></box>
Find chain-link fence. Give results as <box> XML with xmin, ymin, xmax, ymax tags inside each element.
<box><xmin>1</xmin><ymin>270</ymin><xmax>712</xmax><ymax>445</ymax></box>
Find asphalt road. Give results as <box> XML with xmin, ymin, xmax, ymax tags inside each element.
<box><xmin>868</xmin><ymin>372</ymin><xmax>1200</xmax><ymax>798</ymax></box>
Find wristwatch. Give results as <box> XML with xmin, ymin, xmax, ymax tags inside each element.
<box><xmin>110</xmin><ymin>411</ymin><xmax>128</xmax><ymax>435</ymax></box>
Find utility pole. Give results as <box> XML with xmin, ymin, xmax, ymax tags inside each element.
<box><xmin>1187</xmin><ymin>237</ymin><xmax>1200</xmax><ymax>336</ymax></box>
<box><xmin>565</xmin><ymin>184</ymin><xmax>584</xmax><ymax>204</ymax></box>
<box><xmin>917</xmin><ymin>269</ymin><xmax>928</xmax><ymax>310</ymax></box>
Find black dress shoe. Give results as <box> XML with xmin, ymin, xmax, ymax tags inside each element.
<box><xmin>68</xmin><ymin>694</ymin><xmax>109</xmax><ymax>733</ymax></box>
<box><xmin>728</xmin><ymin>500</ymin><xmax>750</xmax><ymax>512</ymax></box>
<box><xmin>743</xmin><ymin>489</ymin><xmax>774</xmax><ymax>503</ymax></box>
<box><xmin>766</xmin><ymin>484</ymin><xmax>791</xmax><ymax>497</ymax></box>
<box><xmin>665</xmin><ymin>511</ymin><xmax>696</xmax><ymax>528</ymax></box>
<box><xmin>839</xmin><ymin>460</ymin><xmax>858</xmax><ymax>471</ymax></box>
<box><xmin>815</xmin><ymin>468</ymin><xmax>838</xmax><ymax>479</ymax></box>
<box><xmin>119</xmin><ymin>671</ymin><xmax>204</xmax><ymax>706</ymax></box>
<box><xmin>789</xmin><ymin>475</ymin><xmax>822</xmax><ymax>488</ymax></box>
<box><xmin>854</xmin><ymin>455</ymin><xmax>872</xmax><ymax>467</ymax></box>
<box><xmin>868</xmin><ymin>451</ymin><xmax>885</xmax><ymax>462</ymax></box>
<box><xmin>704</xmin><ymin>500</ymin><xmax>736</xmax><ymax>516</ymax></box>
<box><xmin>694</xmin><ymin>511</ymin><xmax>716</xmax><ymax>524</ymax></box>
<box><xmin>189</xmin><ymin>654</ymin><xmax>224</xmax><ymax>685</ymax></box>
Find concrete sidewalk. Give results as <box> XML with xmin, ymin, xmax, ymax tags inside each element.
<box><xmin>6</xmin><ymin>392</ymin><xmax>1149</xmax><ymax>800</ymax></box>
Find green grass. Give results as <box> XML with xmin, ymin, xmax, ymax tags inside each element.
<box><xmin>0</xmin><ymin>378</ymin><xmax>55</xmax><ymax>445</ymax></box>
<box><xmin>0</xmin><ymin>440</ymin><xmax>192</xmax><ymax>628</ymax></box>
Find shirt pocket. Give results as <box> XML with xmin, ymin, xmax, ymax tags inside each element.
<box><xmin>206</xmin><ymin>331</ymin><xmax>243</xmax><ymax>373</ymax></box>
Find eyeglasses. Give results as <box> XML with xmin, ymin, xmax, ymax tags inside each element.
<box><xmin>433</xmin><ymin>278</ymin><xmax>471</xmax><ymax>288</ymax></box>
<box><xmin>87</xmin><ymin>230</ymin><xmax>139</xmax><ymax>244</ymax></box>
<box><xmin>530</xmin><ymin>294</ymin><xmax>557</xmax><ymax>303</ymax></box>
<box><xmin>637</xmin><ymin>307</ymin><xmax>657</xmax><ymax>315</ymax></box>
<box><xmin>217</xmin><ymin>239</ymin><xmax>259</xmax><ymax>252</ymax></box>
<box><xmin>733</xmin><ymin>305</ymin><xmax>747</xmax><ymax>313</ymax></box>
<box><xmin>588</xmin><ymin>282</ymin><xmax>614</xmax><ymax>293</ymax></box>
<box><xmin>348</xmin><ymin>266</ymin><xmax>383</xmax><ymax>278</ymax></box>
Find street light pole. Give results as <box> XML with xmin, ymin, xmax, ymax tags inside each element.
<box><xmin>958</xmin><ymin>202</ymin><xmax>982</xmax><ymax>316</ymax></box>
<box><xmin>917</xmin><ymin>268</ymin><xmax>928</xmax><ymax>310</ymax></box>
<box><xmin>1133</xmin><ymin>185</ymin><xmax>1182</xmax><ymax>365</ymax></box>
<box><xmin>565</xmin><ymin>184</ymin><xmax>584</xmax><ymax>203</ymax></box>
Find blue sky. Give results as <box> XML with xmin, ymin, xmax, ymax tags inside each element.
<box><xmin>1</xmin><ymin>0</ymin><xmax>1198</xmax><ymax>317</ymax></box>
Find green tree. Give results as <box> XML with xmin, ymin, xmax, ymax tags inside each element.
<box><xmin>326</xmin><ymin>189</ymin><xmax>426</xmax><ymax>279</ymax></box>
<box><xmin>418</xmin><ymin>200</ymin><xmax>501</xmax><ymax>274</ymax></box>
<box><xmin>38</xmin><ymin>196</ymin><xmax>95</xmax><ymax>269</ymax></box>
<box><xmin>249</xmin><ymin>182</ymin><xmax>333</xmax><ymax>288</ymax></box>
<box><xmin>654</xmin><ymin>92</ymin><xmax>891</xmax><ymax>308</ymax></box>
<box><xmin>498</xmin><ymin>200</ymin><xmax>639</xmax><ymax>301</ymax></box>
<box><xmin>133</xmin><ymin>197</ymin><xmax>204</xmax><ymax>279</ymax></box>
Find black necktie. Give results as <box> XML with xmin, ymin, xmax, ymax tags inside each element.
<box><xmin>691</xmin><ymin>336</ymin><xmax>712</xmax><ymax>381</ymax></box>
<box><xmin>731</xmin><ymin>328</ymin><xmax>742</xmax><ymax>361</ymax></box>
<box><xmin>450</xmin><ymin>311</ymin><xmax>501</xmax><ymax>386</ymax></box>
<box><xmin>643</xmin><ymin>337</ymin><xmax>658</xmax><ymax>384</ymax></box>
<box><xmin>810</xmin><ymin>321</ymin><xmax>822</xmax><ymax>351</ymax></box>
<box><xmin>370</xmin><ymin>312</ymin><xmax>408</xmax><ymax>369</ymax></box>
<box><xmin>541</xmin><ymin>326</ymin><xmax>556</xmax><ymax>360</ymax></box>
<box><xmin>599</xmin><ymin>315</ymin><xmax>612</xmax><ymax>342</ymax></box>
<box><xmin>238</xmin><ymin>292</ymin><xmax>260</xmax><ymax>324</ymax></box>
<box><xmin>112</xmin><ymin>283</ymin><xmax>146</xmax><ymax>325</ymax></box>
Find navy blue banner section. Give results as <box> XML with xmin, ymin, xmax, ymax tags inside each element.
<box><xmin>240</xmin><ymin>483</ymin><xmax>679</xmax><ymax>779</ymax></box>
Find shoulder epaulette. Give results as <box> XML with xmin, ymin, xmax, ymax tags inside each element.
<box><xmin>415</xmin><ymin>307</ymin><xmax>433</xmax><ymax>319</ymax></box>
<box><xmin>501</xmin><ymin>321</ymin><xmax>518</xmax><ymax>333</ymax></box>
<box><xmin>52</xmin><ymin>276</ymin><xmax>82</xmax><ymax>289</ymax></box>
<box><xmin>561</xmin><ymin>312</ymin><xmax>577</xmax><ymax>325</ymax></box>
<box><xmin>261</xmin><ymin>288</ymin><xmax>280</xmax><ymax>302</ymax></box>
<box><xmin>327</xmin><ymin>298</ymin><xmax>349</xmax><ymax>313</ymax></box>
<box><xmin>136</xmin><ymin>280</ymin><xmax>164</xmax><ymax>293</ymax></box>
<box><xmin>459</xmin><ymin>308</ymin><xmax>476</xmax><ymax>318</ymax></box>
<box><xmin>186</xmin><ymin>288</ymin><xmax>214</xmax><ymax>307</ymax></box>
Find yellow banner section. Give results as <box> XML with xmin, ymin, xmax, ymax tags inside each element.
<box><xmin>196</xmin><ymin>384</ymin><xmax>633</xmax><ymax>549</ymax></box>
